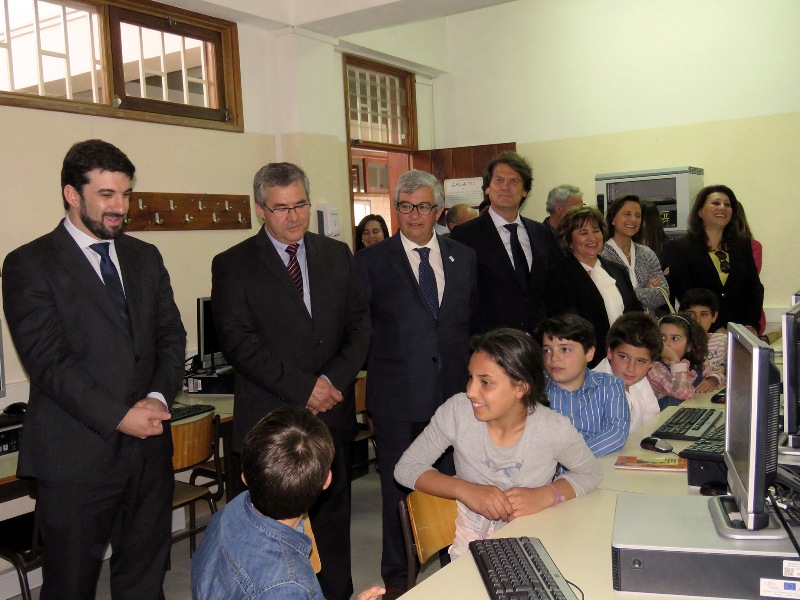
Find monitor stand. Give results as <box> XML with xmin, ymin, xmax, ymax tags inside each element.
<box><xmin>708</xmin><ymin>495</ymin><xmax>788</xmax><ymax>540</ymax></box>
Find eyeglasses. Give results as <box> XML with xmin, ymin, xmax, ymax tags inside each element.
<box><xmin>263</xmin><ymin>202</ymin><xmax>311</xmax><ymax>215</ymax></box>
<box><xmin>714</xmin><ymin>250</ymin><xmax>730</xmax><ymax>274</ymax></box>
<box><xmin>396</xmin><ymin>202</ymin><xmax>438</xmax><ymax>216</ymax></box>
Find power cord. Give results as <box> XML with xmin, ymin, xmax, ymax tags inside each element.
<box><xmin>768</xmin><ymin>487</ymin><xmax>800</xmax><ymax>557</ymax></box>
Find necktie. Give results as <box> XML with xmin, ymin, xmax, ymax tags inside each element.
<box><xmin>504</xmin><ymin>223</ymin><xmax>529</xmax><ymax>290</ymax></box>
<box><xmin>285</xmin><ymin>243</ymin><xmax>303</xmax><ymax>295</ymax></box>
<box><xmin>89</xmin><ymin>242</ymin><xmax>131</xmax><ymax>332</ymax></box>
<box><xmin>414</xmin><ymin>247</ymin><xmax>439</xmax><ymax>319</ymax></box>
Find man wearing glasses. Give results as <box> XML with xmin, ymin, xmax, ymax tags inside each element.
<box><xmin>211</xmin><ymin>162</ymin><xmax>371</xmax><ymax>600</ymax></box>
<box><xmin>450</xmin><ymin>151</ymin><xmax>558</xmax><ymax>335</ymax></box>
<box><xmin>355</xmin><ymin>169</ymin><xmax>477</xmax><ymax>599</ymax></box>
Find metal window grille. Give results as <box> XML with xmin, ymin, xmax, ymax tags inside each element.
<box><xmin>347</xmin><ymin>64</ymin><xmax>408</xmax><ymax>146</ymax></box>
<box><xmin>0</xmin><ymin>0</ymin><xmax>102</xmax><ymax>102</ymax></box>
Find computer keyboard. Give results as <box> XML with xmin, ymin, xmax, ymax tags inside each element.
<box><xmin>679</xmin><ymin>426</ymin><xmax>725</xmax><ymax>462</ymax></box>
<box><xmin>469</xmin><ymin>537</ymin><xmax>578</xmax><ymax>600</ymax></box>
<box><xmin>652</xmin><ymin>407</ymin><xmax>723</xmax><ymax>441</ymax></box>
<box><xmin>169</xmin><ymin>403</ymin><xmax>215</xmax><ymax>423</ymax></box>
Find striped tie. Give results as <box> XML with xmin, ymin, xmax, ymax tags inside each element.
<box><xmin>285</xmin><ymin>243</ymin><xmax>303</xmax><ymax>294</ymax></box>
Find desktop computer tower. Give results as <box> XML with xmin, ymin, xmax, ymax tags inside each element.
<box><xmin>612</xmin><ymin>493</ymin><xmax>800</xmax><ymax>599</ymax></box>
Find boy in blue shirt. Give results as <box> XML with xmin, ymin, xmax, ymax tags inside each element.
<box><xmin>535</xmin><ymin>314</ymin><xmax>630</xmax><ymax>456</ymax></box>
<box><xmin>192</xmin><ymin>406</ymin><xmax>385</xmax><ymax>600</ymax></box>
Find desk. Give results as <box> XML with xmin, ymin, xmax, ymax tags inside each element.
<box><xmin>399</xmin><ymin>394</ymin><xmax>726</xmax><ymax>599</ymax></box>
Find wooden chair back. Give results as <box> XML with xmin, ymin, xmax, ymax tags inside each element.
<box><xmin>400</xmin><ymin>489</ymin><xmax>458</xmax><ymax>587</ymax></box>
<box><xmin>171</xmin><ymin>411</ymin><xmax>215</xmax><ymax>472</ymax></box>
<box><xmin>303</xmin><ymin>515</ymin><xmax>322</xmax><ymax>573</ymax></box>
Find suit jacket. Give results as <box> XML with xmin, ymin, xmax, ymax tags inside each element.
<box><xmin>1</xmin><ymin>220</ymin><xmax>186</xmax><ymax>482</ymax></box>
<box><xmin>663</xmin><ymin>235</ymin><xmax>763</xmax><ymax>331</ymax></box>
<box><xmin>354</xmin><ymin>234</ymin><xmax>477</xmax><ymax>423</ymax></box>
<box><xmin>450</xmin><ymin>211</ymin><xmax>558</xmax><ymax>334</ymax></box>
<box><xmin>211</xmin><ymin>230</ymin><xmax>371</xmax><ymax>450</ymax></box>
<box><xmin>544</xmin><ymin>253</ymin><xmax>643</xmax><ymax>367</ymax></box>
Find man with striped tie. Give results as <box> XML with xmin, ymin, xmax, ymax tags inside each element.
<box><xmin>211</xmin><ymin>162</ymin><xmax>370</xmax><ymax>600</ymax></box>
<box><xmin>354</xmin><ymin>169</ymin><xmax>477</xmax><ymax>599</ymax></box>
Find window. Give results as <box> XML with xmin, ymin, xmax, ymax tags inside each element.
<box><xmin>0</xmin><ymin>0</ymin><xmax>243</xmax><ymax>131</ymax></box>
<box><xmin>344</xmin><ymin>55</ymin><xmax>416</xmax><ymax>150</ymax></box>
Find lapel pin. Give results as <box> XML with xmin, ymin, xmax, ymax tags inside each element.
<box><xmin>449</xmin><ymin>256</ymin><xmax>455</xmax><ymax>262</ymax></box>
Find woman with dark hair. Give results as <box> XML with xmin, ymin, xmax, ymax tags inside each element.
<box><xmin>544</xmin><ymin>206</ymin><xmax>643</xmax><ymax>367</ymax></box>
<box><xmin>355</xmin><ymin>214</ymin><xmax>389</xmax><ymax>251</ymax></box>
<box><xmin>635</xmin><ymin>201</ymin><xmax>668</xmax><ymax>263</ymax></box>
<box><xmin>662</xmin><ymin>185</ymin><xmax>763</xmax><ymax>333</ymax></box>
<box><xmin>600</xmin><ymin>195</ymin><xmax>669</xmax><ymax>316</ymax></box>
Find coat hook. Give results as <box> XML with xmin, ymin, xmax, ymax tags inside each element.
<box><xmin>154</xmin><ymin>212</ymin><xmax>163</xmax><ymax>225</ymax></box>
<box><xmin>212</xmin><ymin>212</ymin><xmax>220</xmax><ymax>223</ymax></box>
<box><xmin>169</xmin><ymin>199</ymin><xmax>175</xmax><ymax>211</ymax></box>
<box><xmin>138</xmin><ymin>198</ymin><xmax>146</xmax><ymax>210</ymax></box>
<box><xmin>185</xmin><ymin>214</ymin><xmax>193</xmax><ymax>223</ymax></box>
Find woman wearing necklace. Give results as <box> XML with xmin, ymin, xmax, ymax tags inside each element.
<box><xmin>663</xmin><ymin>185</ymin><xmax>763</xmax><ymax>334</ymax></box>
<box><xmin>600</xmin><ymin>195</ymin><xmax>670</xmax><ymax>316</ymax></box>
<box><xmin>544</xmin><ymin>205</ymin><xmax>643</xmax><ymax>367</ymax></box>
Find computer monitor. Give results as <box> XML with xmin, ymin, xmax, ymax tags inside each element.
<box><xmin>197</xmin><ymin>297</ymin><xmax>225</xmax><ymax>371</ymax></box>
<box><xmin>0</xmin><ymin>319</ymin><xmax>6</xmax><ymax>398</ymax></box>
<box><xmin>784</xmin><ymin>302</ymin><xmax>800</xmax><ymax>447</ymax></box>
<box><xmin>710</xmin><ymin>324</ymin><xmax>781</xmax><ymax>537</ymax></box>
<box><xmin>793</xmin><ymin>290</ymin><xmax>800</xmax><ymax>306</ymax></box>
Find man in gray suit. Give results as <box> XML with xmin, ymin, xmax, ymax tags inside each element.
<box><xmin>355</xmin><ymin>169</ymin><xmax>477</xmax><ymax>598</ymax></box>
<box><xmin>2</xmin><ymin>139</ymin><xmax>186</xmax><ymax>599</ymax></box>
<box><xmin>211</xmin><ymin>162</ymin><xmax>370</xmax><ymax>600</ymax></box>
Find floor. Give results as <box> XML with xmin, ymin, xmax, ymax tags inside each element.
<box><xmin>11</xmin><ymin>465</ymin><xmax>441</xmax><ymax>599</ymax></box>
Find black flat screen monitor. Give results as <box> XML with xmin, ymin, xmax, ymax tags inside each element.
<box><xmin>714</xmin><ymin>324</ymin><xmax>781</xmax><ymax>535</ymax></box>
<box><xmin>197</xmin><ymin>297</ymin><xmax>225</xmax><ymax>371</ymax></box>
<box><xmin>793</xmin><ymin>290</ymin><xmax>800</xmax><ymax>306</ymax></box>
<box><xmin>784</xmin><ymin>302</ymin><xmax>800</xmax><ymax>445</ymax></box>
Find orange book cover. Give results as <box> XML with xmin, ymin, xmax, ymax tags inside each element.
<box><xmin>614</xmin><ymin>455</ymin><xmax>688</xmax><ymax>472</ymax></box>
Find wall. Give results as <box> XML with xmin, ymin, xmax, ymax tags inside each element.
<box><xmin>423</xmin><ymin>0</ymin><xmax>800</xmax><ymax>315</ymax></box>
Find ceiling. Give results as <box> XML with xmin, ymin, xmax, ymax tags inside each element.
<box><xmin>161</xmin><ymin>0</ymin><xmax>516</xmax><ymax>37</ymax></box>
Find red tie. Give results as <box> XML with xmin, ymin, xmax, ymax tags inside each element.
<box><xmin>285</xmin><ymin>243</ymin><xmax>303</xmax><ymax>294</ymax></box>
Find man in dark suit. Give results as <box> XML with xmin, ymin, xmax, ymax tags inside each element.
<box><xmin>450</xmin><ymin>151</ymin><xmax>557</xmax><ymax>334</ymax></box>
<box><xmin>2</xmin><ymin>140</ymin><xmax>186</xmax><ymax>600</ymax></box>
<box><xmin>211</xmin><ymin>163</ymin><xmax>370</xmax><ymax>600</ymax></box>
<box><xmin>355</xmin><ymin>169</ymin><xmax>477</xmax><ymax>598</ymax></box>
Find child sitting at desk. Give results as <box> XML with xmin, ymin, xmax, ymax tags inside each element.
<box><xmin>394</xmin><ymin>328</ymin><xmax>602</xmax><ymax>559</ymax></box>
<box><xmin>680</xmin><ymin>288</ymin><xmax>728</xmax><ymax>392</ymax></box>
<box><xmin>535</xmin><ymin>314</ymin><xmax>630</xmax><ymax>456</ymax></box>
<box><xmin>192</xmin><ymin>406</ymin><xmax>385</xmax><ymax>600</ymax></box>
<box><xmin>647</xmin><ymin>313</ymin><xmax>724</xmax><ymax>410</ymax></box>
<box><xmin>593</xmin><ymin>312</ymin><xmax>662</xmax><ymax>432</ymax></box>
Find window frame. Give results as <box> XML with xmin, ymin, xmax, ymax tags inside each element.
<box><xmin>0</xmin><ymin>0</ymin><xmax>243</xmax><ymax>132</ymax></box>
<box><xmin>343</xmin><ymin>54</ymin><xmax>417</xmax><ymax>152</ymax></box>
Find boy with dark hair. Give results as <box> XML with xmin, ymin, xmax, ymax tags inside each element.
<box><xmin>192</xmin><ymin>406</ymin><xmax>385</xmax><ymax>600</ymax></box>
<box><xmin>535</xmin><ymin>314</ymin><xmax>630</xmax><ymax>456</ymax></box>
<box><xmin>593</xmin><ymin>313</ymin><xmax>662</xmax><ymax>431</ymax></box>
<box><xmin>680</xmin><ymin>288</ymin><xmax>727</xmax><ymax>392</ymax></box>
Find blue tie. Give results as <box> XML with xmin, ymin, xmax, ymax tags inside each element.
<box><xmin>90</xmin><ymin>242</ymin><xmax>131</xmax><ymax>332</ymax></box>
<box><xmin>414</xmin><ymin>247</ymin><xmax>439</xmax><ymax>319</ymax></box>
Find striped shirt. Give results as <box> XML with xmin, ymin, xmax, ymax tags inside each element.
<box><xmin>545</xmin><ymin>369</ymin><xmax>630</xmax><ymax>457</ymax></box>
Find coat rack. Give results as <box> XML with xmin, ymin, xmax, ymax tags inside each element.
<box><xmin>124</xmin><ymin>192</ymin><xmax>252</xmax><ymax>231</ymax></box>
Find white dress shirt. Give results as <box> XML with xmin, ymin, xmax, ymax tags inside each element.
<box><xmin>264</xmin><ymin>227</ymin><xmax>312</xmax><ymax>316</ymax></box>
<box><xmin>488</xmin><ymin>207</ymin><xmax>533</xmax><ymax>269</ymax></box>
<box><xmin>399</xmin><ymin>231</ymin><xmax>445</xmax><ymax>306</ymax></box>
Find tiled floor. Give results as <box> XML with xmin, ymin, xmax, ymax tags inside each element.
<box><xmin>12</xmin><ymin>466</ymin><xmax>441</xmax><ymax>599</ymax></box>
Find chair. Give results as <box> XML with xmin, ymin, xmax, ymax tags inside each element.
<box><xmin>171</xmin><ymin>412</ymin><xmax>222</xmax><ymax>557</ymax></box>
<box><xmin>352</xmin><ymin>375</ymin><xmax>378</xmax><ymax>476</ymax></box>
<box><xmin>398</xmin><ymin>490</ymin><xmax>457</xmax><ymax>589</ymax></box>
<box><xmin>0</xmin><ymin>502</ymin><xmax>42</xmax><ymax>600</ymax></box>
<box><xmin>189</xmin><ymin>415</ymin><xmax>226</xmax><ymax>502</ymax></box>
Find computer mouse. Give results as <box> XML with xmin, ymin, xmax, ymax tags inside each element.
<box><xmin>3</xmin><ymin>402</ymin><xmax>28</xmax><ymax>415</ymax></box>
<box><xmin>711</xmin><ymin>391</ymin><xmax>726</xmax><ymax>404</ymax></box>
<box><xmin>640</xmin><ymin>436</ymin><xmax>673</xmax><ymax>453</ymax></box>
